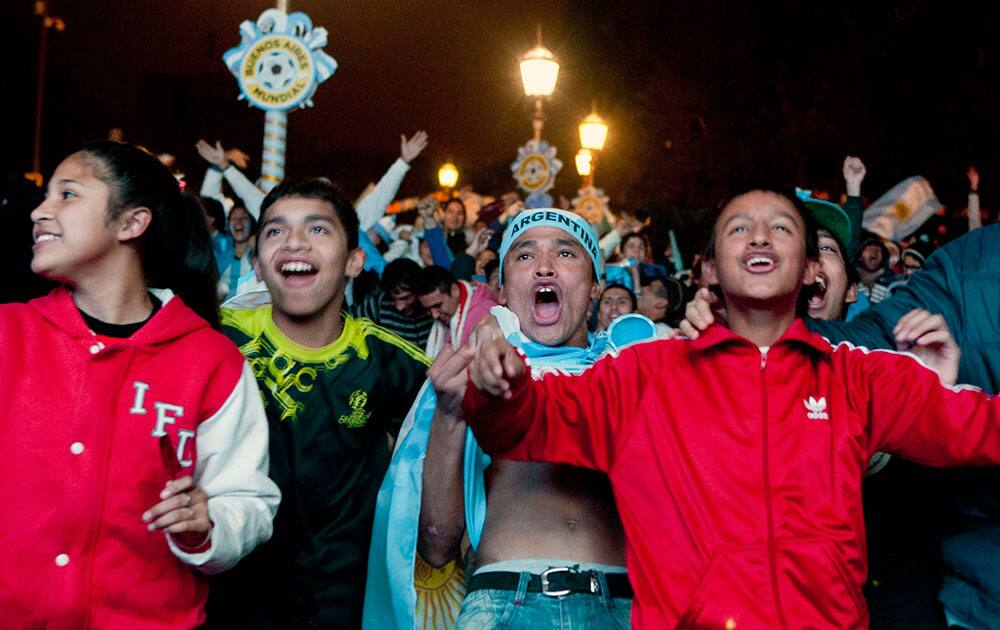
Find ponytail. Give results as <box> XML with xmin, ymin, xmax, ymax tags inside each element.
<box><xmin>173</xmin><ymin>192</ymin><xmax>222</xmax><ymax>329</ymax></box>
<box><xmin>77</xmin><ymin>141</ymin><xmax>221</xmax><ymax>329</ymax></box>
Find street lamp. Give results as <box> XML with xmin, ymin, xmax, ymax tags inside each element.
<box><xmin>577</xmin><ymin>105</ymin><xmax>608</xmax><ymax>187</ymax></box>
<box><xmin>438</xmin><ymin>161</ymin><xmax>459</xmax><ymax>193</ymax></box>
<box><xmin>519</xmin><ymin>25</ymin><xmax>559</xmax><ymax>141</ymax></box>
<box><xmin>31</xmin><ymin>1</ymin><xmax>65</xmax><ymax>181</ymax></box>
<box><xmin>579</xmin><ymin>106</ymin><xmax>608</xmax><ymax>151</ymax></box>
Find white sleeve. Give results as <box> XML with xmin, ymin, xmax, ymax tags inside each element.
<box><xmin>200</xmin><ymin>167</ymin><xmax>224</xmax><ymax>201</ymax></box>
<box><xmin>199</xmin><ymin>168</ymin><xmax>234</xmax><ymax>216</ymax></box>
<box><xmin>168</xmin><ymin>362</ymin><xmax>280</xmax><ymax>575</ymax></box>
<box><xmin>223</xmin><ymin>165</ymin><xmax>266</xmax><ymax>219</ymax></box>
<box><xmin>599</xmin><ymin>229</ymin><xmax>622</xmax><ymax>260</ymax></box>
<box><xmin>356</xmin><ymin>158</ymin><xmax>410</xmax><ymax>231</ymax></box>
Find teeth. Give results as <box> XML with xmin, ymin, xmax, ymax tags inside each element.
<box><xmin>281</xmin><ymin>261</ymin><xmax>314</xmax><ymax>273</ymax></box>
<box><xmin>36</xmin><ymin>234</ymin><xmax>60</xmax><ymax>243</ymax></box>
<box><xmin>747</xmin><ymin>256</ymin><xmax>772</xmax><ymax>266</ymax></box>
<box><xmin>815</xmin><ymin>276</ymin><xmax>827</xmax><ymax>290</ymax></box>
<box><xmin>537</xmin><ymin>287</ymin><xmax>555</xmax><ymax>293</ymax></box>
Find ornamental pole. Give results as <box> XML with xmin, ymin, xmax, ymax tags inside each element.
<box><xmin>223</xmin><ymin>4</ymin><xmax>337</xmax><ymax>191</ymax></box>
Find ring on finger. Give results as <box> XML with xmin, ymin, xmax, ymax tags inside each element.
<box><xmin>186</xmin><ymin>494</ymin><xmax>192</xmax><ymax>507</ymax></box>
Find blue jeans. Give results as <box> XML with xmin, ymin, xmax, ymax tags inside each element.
<box><xmin>455</xmin><ymin>571</ymin><xmax>631</xmax><ymax>630</ymax></box>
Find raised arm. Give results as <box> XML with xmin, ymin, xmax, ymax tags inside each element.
<box><xmin>356</xmin><ymin>130</ymin><xmax>428</xmax><ymax>231</ymax></box>
<box><xmin>599</xmin><ymin>213</ymin><xmax>642</xmax><ymax>260</ymax></box>
<box><xmin>863</xmin><ymin>333</ymin><xmax>999</xmax><ymax>468</ymax></box>
<box><xmin>417</xmin><ymin>196</ymin><xmax>454</xmax><ymax>266</ymax></box>
<box><xmin>221</xmin><ymin>163</ymin><xmax>265</xmax><ymax>219</ymax></box>
<box><xmin>968</xmin><ymin>165</ymin><xmax>982</xmax><ymax>231</ymax></box>
<box><xmin>195</xmin><ymin>139</ymin><xmax>264</xmax><ymax>218</ymax></box>
<box><xmin>842</xmin><ymin>156</ymin><xmax>867</xmax><ymax>254</ymax></box>
<box><xmin>418</xmin><ymin>345</ymin><xmax>474</xmax><ymax>567</ymax></box>
<box><xmin>196</xmin><ymin>140</ymin><xmax>227</xmax><ymax>206</ymax></box>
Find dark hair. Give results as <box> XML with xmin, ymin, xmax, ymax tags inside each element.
<box><xmin>228</xmin><ymin>204</ymin><xmax>258</xmax><ymax>243</ymax></box>
<box><xmin>704</xmin><ymin>188</ymin><xmax>819</xmax><ymax>261</ymax></box>
<box><xmin>620</xmin><ymin>232</ymin><xmax>648</xmax><ymax>257</ymax></box>
<box><xmin>856</xmin><ymin>237</ymin><xmax>890</xmax><ymax>271</ymax></box>
<box><xmin>196</xmin><ymin>194</ymin><xmax>227</xmax><ymax>235</ymax></box>
<box><xmin>600</xmin><ymin>283</ymin><xmax>638</xmax><ymax>311</ymax></box>
<box><xmin>255</xmin><ymin>178</ymin><xmax>359</xmax><ymax>251</ymax></box>
<box><xmin>641</xmin><ymin>275</ymin><xmax>686</xmax><ymax>323</ymax></box>
<box><xmin>181</xmin><ymin>192</ymin><xmax>212</xmax><ymax>237</ymax></box>
<box><xmin>381</xmin><ymin>258</ymin><xmax>422</xmax><ymax>295</ymax></box>
<box><xmin>351</xmin><ymin>268</ymin><xmax>379</xmax><ymax>305</ymax></box>
<box><xmin>483</xmin><ymin>256</ymin><xmax>500</xmax><ymax>280</ymax></box>
<box><xmin>78</xmin><ymin>141</ymin><xmax>220</xmax><ymax>329</ymax></box>
<box><xmin>394</xmin><ymin>208</ymin><xmax>418</xmax><ymax>226</ymax></box>
<box><xmin>413</xmin><ymin>265</ymin><xmax>456</xmax><ymax>297</ymax></box>
<box><xmin>443</xmin><ymin>197</ymin><xmax>466</xmax><ymax>212</ymax></box>
<box><xmin>703</xmin><ymin>187</ymin><xmax>819</xmax><ymax>317</ymax></box>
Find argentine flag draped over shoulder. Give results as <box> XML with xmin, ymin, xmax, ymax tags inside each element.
<box><xmin>362</xmin><ymin>307</ymin><xmax>656</xmax><ymax>629</ymax></box>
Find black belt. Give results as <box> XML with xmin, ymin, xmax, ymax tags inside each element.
<box><xmin>467</xmin><ymin>567</ymin><xmax>633</xmax><ymax>599</ymax></box>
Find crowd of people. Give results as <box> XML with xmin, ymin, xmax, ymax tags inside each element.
<box><xmin>0</xmin><ymin>125</ymin><xmax>997</xmax><ymax>630</ymax></box>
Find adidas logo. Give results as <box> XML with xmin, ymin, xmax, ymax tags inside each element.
<box><xmin>804</xmin><ymin>396</ymin><xmax>829</xmax><ymax>420</ymax></box>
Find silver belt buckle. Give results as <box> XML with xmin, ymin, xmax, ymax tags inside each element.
<box><xmin>540</xmin><ymin>566</ymin><xmax>572</xmax><ymax>597</ymax></box>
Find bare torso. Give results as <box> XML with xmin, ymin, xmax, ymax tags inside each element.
<box><xmin>475</xmin><ymin>460</ymin><xmax>626</xmax><ymax>568</ymax></box>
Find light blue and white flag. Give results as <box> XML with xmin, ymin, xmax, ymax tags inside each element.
<box><xmin>862</xmin><ymin>176</ymin><xmax>942</xmax><ymax>241</ymax></box>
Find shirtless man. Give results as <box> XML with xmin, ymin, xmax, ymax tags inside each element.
<box><xmin>420</xmin><ymin>210</ymin><xmax>632</xmax><ymax>628</ymax></box>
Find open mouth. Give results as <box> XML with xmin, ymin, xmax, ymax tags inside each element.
<box><xmin>742</xmin><ymin>252</ymin><xmax>777</xmax><ymax>273</ymax></box>
<box><xmin>533</xmin><ymin>285</ymin><xmax>561</xmax><ymax>324</ymax></box>
<box><xmin>278</xmin><ymin>260</ymin><xmax>319</xmax><ymax>285</ymax></box>
<box><xmin>807</xmin><ymin>274</ymin><xmax>828</xmax><ymax>310</ymax></box>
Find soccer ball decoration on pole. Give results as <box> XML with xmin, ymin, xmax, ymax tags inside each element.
<box><xmin>223</xmin><ymin>9</ymin><xmax>337</xmax><ymax>191</ymax></box>
<box><xmin>571</xmin><ymin>185</ymin><xmax>610</xmax><ymax>225</ymax></box>
<box><xmin>511</xmin><ymin>139</ymin><xmax>563</xmax><ymax>209</ymax></box>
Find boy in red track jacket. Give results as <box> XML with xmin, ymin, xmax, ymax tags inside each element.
<box><xmin>463</xmin><ymin>189</ymin><xmax>1000</xmax><ymax>629</ymax></box>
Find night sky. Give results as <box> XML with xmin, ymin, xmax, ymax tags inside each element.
<box><xmin>6</xmin><ymin>0</ymin><xmax>1000</xmax><ymax>253</ymax></box>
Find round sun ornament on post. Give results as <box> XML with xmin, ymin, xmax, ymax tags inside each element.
<box><xmin>512</xmin><ymin>139</ymin><xmax>563</xmax><ymax>208</ymax></box>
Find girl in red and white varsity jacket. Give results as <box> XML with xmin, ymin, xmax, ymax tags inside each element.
<box><xmin>0</xmin><ymin>141</ymin><xmax>280</xmax><ymax>629</ymax></box>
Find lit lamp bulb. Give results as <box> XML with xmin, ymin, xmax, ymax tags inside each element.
<box><xmin>575</xmin><ymin>149</ymin><xmax>593</xmax><ymax>177</ymax></box>
<box><xmin>519</xmin><ymin>44</ymin><xmax>559</xmax><ymax>97</ymax></box>
<box><xmin>438</xmin><ymin>162</ymin><xmax>459</xmax><ymax>189</ymax></box>
<box><xmin>579</xmin><ymin>109</ymin><xmax>608</xmax><ymax>151</ymax></box>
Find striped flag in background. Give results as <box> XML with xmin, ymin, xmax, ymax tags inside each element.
<box><xmin>862</xmin><ymin>175</ymin><xmax>943</xmax><ymax>241</ymax></box>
